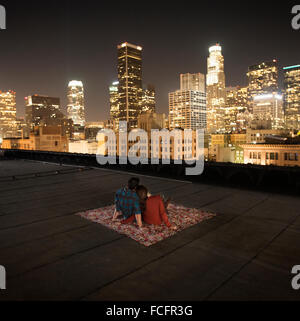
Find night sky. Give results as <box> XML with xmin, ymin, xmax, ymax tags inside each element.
<box><xmin>0</xmin><ymin>0</ymin><xmax>299</xmax><ymax>121</ymax></box>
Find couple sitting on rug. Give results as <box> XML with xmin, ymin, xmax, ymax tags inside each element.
<box><xmin>112</xmin><ymin>177</ymin><xmax>177</xmax><ymax>231</ymax></box>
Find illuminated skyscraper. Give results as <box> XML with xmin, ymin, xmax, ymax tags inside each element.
<box><xmin>224</xmin><ymin>86</ymin><xmax>248</xmax><ymax>132</ymax></box>
<box><xmin>169</xmin><ymin>73</ymin><xmax>206</xmax><ymax>130</ymax></box>
<box><xmin>117</xmin><ymin>42</ymin><xmax>143</xmax><ymax>129</ymax></box>
<box><xmin>142</xmin><ymin>85</ymin><xmax>156</xmax><ymax>114</ymax></box>
<box><xmin>0</xmin><ymin>90</ymin><xmax>17</xmax><ymax>139</ymax></box>
<box><xmin>253</xmin><ymin>93</ymin><xmax>284</xmax><ymax>130</ymax></box>
<box><xmin>26</xmin><ymin>95</ymin><xmax>60</xmax><ymax>128</ymax></box>
<box><xmin>283</xmin><ymin>65</ymin><xmax>300</xmax><ymax>131</ymax></box>
<box><xmin>247</xmin><ymin>60</ymin><xmax>279</xmax><ymax>111</ymax></box>
<box><xmin>109</xmin><ymin>81</ymin><xmax>120</xmax><ymax>129</ymax></box>
<box><xmin>206</xmin><ymin>44</ymin><xmax>226</xmax><ymax>133</ymax></box>
<box><xmin>25</xmin><ymin>95</ymin><xmax>73</xmax><ymax>138</ymax></box>
<box><xmin>67</xmin><ymin>80</ymin><xmax>85</xmax><ymax>127</ymax></box>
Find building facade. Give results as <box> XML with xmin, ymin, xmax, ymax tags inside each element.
<box><xmin>252</xmin><ymin>93</ymin><xmax>284</xmax><ymax>130</ymax></box>
<box><xmin>0</xmin><ymin>90</ymin><xmax>17</xmax><ymax>139</ymax></box>
<box><xmin>169</xmin><ymin>90</ymin><xmax>206</xmax><ymax>131</ymax></box>
<box><xmin>25</xmin><ymin>95</ymin><xmax>73</xmax><ymax>138</ymax></box>
<box><xmin>84</xmin><ymin>122</ymin><xmax>104</xmax><ymax>140</ymax></box>
<box><xmin>109</xmin><ymin>81</ymin><xmax>120</xmax><ymax>129</ymax></box>
<box><xmin>117</xmin><ymin>42</ymin><xmax>143</xmax><ymax>129</ymax></box>
<box><xmin>283</xmin><ymin>65</ymin><xmax>300</xmax><ymax>131</ymax></box>
<box><xmin>225</xmin><ymin>86</ymin><xmax>248</xmax><ymax>133</ymax></box>
<box><xmin>181</xmin><ymin>73</ymin><xmax>205</xmax><ymax>92</ymax></box>
<box><xmin>247</xmin><ymin>60</ymin><xmax>279</xmax><ymax>112</ymax></box>
<box><xmin>2</xmin><ymin>125</ymin><xmax>69</xmax><ymax>152</ymax></box>
<box><xmin>206</xmin><ymin>44</ymin><xmax>226</xmax><ymax>133</ymax></box>
<box><xmin>142</xmin><ymin>85</ymin><xmax>156</xmax><ymax>114</ymax></box>
<box><xmin>209</xmin><ymin>133</ymin><xmax>246</xmax><ymax>163</ymax></box>
<box><xmin>69</xmin><ymin>140</ymin><xmax>99</xmax><ymax>155</ymax></box>
<box><xmin>246</xmin><ymin>128</ymin><xmax>288</xmax><ymax>144</ymax></box>
<box><xmin>25</xmin><ymin>95</ymin><xmax>60</xmax><ymax>127</ymax></box>
<box><xmin>97</xmin><ymin>129</ymin><xmax>199</xmax><ymax>161</ymax></box>
<box><xmin>169</xmin><ymin>73</ymin><xmax>206</xmax><ymax>131</ymax></box>
<box><xmin>67</xmin><ymin>80</ymin><xmax>85</xmax><ymax>127</ymax></box>
<box><xmin>242</xmin><ymin>143</ymin><xmax>300</xmax><ymax>167</ymax></box>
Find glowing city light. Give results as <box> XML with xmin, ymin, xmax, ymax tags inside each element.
<box><xmin>253</xmin><ymin>93</ymin><xmax>282</xmax><ymax>101</ymax></box>
<box><xmin>69</xmin><ymin>80</ymin><xmax>83</xmax><ymax>87</ymax></box>
<box><xmin>283</xmin><ymin>65</ymin><xmax>300</xmax><ymax>70</ymax></box>
<box><xmin>209</xmin><ymin>44</ymin><xmax>222</xmax><ymax>54</ymax></box>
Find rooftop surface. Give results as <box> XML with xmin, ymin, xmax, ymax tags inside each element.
<box><xmin>0</xmin><ymin>160</ymin><xmax>299</xmax><ymax>301</ymax></box>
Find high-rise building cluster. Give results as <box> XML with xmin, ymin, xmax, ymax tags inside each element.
<box><xmin>1</xmin><ymin>81</ymin><xmax>86</xmax><ymax>149</ymax></box>
<box><xmin>1</xmin><ymin>41</ymin><xmax>300</xmax><ymax>167</ymax></box>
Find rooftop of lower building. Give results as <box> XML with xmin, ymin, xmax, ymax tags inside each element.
<box><xmin>0</xmin><ymin>158</ymin><xmax>299</xmax><ymax>301</ymax></box>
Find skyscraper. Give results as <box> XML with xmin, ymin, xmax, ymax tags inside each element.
<box><xmin>206</xmin><ymin>44</ymin><xmax>226</xmax><ymax>133</ymax></box>
<box><xmin>26</xmin><ymin>95</ymin><xmax>60</xmax><ymax>128</ymax></box>
<box><xmin>283</xmin><ymin>65</ymin><xmax>300</xmax><ymax>131</ymax></box>
<box><xmin>25</xmin><ymin>95</ymin><xmax>73</xmax><ymax>138</ymax></box>
<box><xmin>247</xmin><ymin>60</ymin><xmax>279</xmax><ymax>111</ymax></box>
<box><xmin>0</xmin><ymin>90</ymin><xmax>17</xmax><ymax>139</ymax></box>
<box><xmin>142</xmin><ymin>85</ymin><xmax>156</xmax><ymax>114</ymax></box>
<box><xmin>67</xmin><ymin>80</ymin><xmax>85</xmax><ymax>127</ymax></box>
<box><xmin>224</xmin><ymin>86</ymin><xmax>248</xmax><ymax>133</ymax></box>
<box><xmin>252</xmin><ymin>93</ymin><xmax>284</xmax><ymax>130</ymax></box>
<box><xmin>117</xmin><ymin>42</ymin><xmax>143</xmax><ymax>129</ymax></box>
<box><xmin>169</xmin><ymin>73</ymin><xmax>206</xmax><ymax>130</ymax></box>
<box><xmin>109</xmin><ymin>81</ymin><xmax>120</xmax><ymax>129</ymax></box>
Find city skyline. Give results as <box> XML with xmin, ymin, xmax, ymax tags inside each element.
<box><xmin>0</xmin><ymin>1</ymin><xmax>299</xmax><ymax>122</ymax></box>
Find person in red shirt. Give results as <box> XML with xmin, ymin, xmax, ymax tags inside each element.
<box><xmin>122</xmin><ymin>185</ymin><xmax>177</xmax><ymax>231</ymax></box>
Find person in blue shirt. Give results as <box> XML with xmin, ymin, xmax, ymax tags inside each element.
<box><xmin>113</xmin><ymin>177</ymin><xmax>143</xmax><ymax>229</ymax></box>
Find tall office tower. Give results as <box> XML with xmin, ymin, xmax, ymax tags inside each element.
<box><xmin>206</xmin><ymin>44</ymin><xmax>226</xmax><ymax>133</ymax></box>
<box><xmin>253</xmin><ymin>93</ymin><xmax>284</xmax><ymax>130</ymax></box>
<box><xmin>169</xmin><ymin>73</ymin><xmax>207</xmax><ymax>130</ymax></box>
<box><xmin>26</xmin><ymin>95</ymin><xmax>60</xmax><ymax>128</ymax></box>
<box><xmin>224</xmin><ymin>87</ymin><xmax>248</xmax><ymax>133</ymax></box>
<box><xmin>117</xmin><ymin>42</ymin><xmax>143</xmax><ymax>129</ymax></box>
<box><xmin>181</xmin><ymin>73</ymin><xmax>205</xmax><ymax>92</ymax></box>
<box><xmin>67</xmin><ymin>80</ymin><xmax>85</xmax><ymax>127</ymax></box>
<box><xmin>283</xmin><ymin>65</ymin><xmax>300</xmax><ymax>131</ymax></box>
<box><xmin>109</xmin><ymin>81</ymin><xmax>120</xmax><ymax>129</ymax></box>
<box><xmin>142</xmin><ymin>85</ymin><xmax>156</xmax><ymax>114</ymax></box>
<box><xmin>247</xmin><ymin>60</ymin><xmax>279</xmax><ymax>111</ymax></box>
<box><xmin>0</xmin><ymin>90</ymin><xmax>17</xmax><ymax>139</ymax></box>
<box><xmin>25</xmin><ymin>95</ymin><xmax>73</xmax><ymax>138</ymax></box>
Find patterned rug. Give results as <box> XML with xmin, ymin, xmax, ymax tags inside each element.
<box><xmin>77</xmin><ymin>204</ymin><xmax>216</xmax><ymax>247</ymax></box>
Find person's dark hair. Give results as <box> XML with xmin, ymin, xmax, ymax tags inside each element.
<box><xmin>136</xmin><ymin>185</ymin><xmax>148</xmax><ymax>213</ymax></box>
<box><xmin>128</xmin><ymin>177</ymin><xmax>140</xmax><ymax>191</ymax></box>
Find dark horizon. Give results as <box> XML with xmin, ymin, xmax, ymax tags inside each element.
<box><xmin>0</xmin><ymin>0</ymin><xmax>299</xmax><ymax>121</ymax></box>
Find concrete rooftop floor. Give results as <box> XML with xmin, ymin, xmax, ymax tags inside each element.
<box><xmin>0</xmin><ymin>159</ymin><xmax>299</xmax><ymax>301</ymax></box>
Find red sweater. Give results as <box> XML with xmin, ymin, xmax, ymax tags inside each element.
<box><xmin>121</xmin><ymin>195</ymin><xmax>171</xmax><ymax>228</ymax></box>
